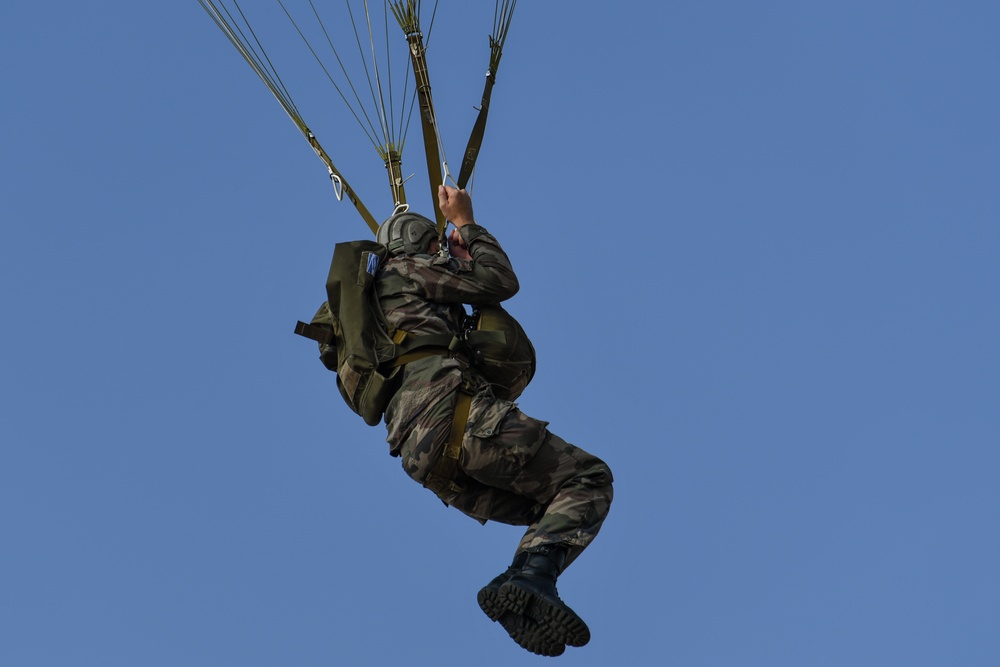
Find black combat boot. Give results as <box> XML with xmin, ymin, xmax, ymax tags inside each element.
<box><xmin>477</xmin><ymin>551</ymin><xmax>528</xmax><ymax>622</ymax></box>
<box><xmin>478</xmin><ymin>552</ymin><xmax>565</xmax><ymax>657</ymax></box>
<box><xmin>498</xmin><ymin>545</ymin><xmax>591</xmax><ymax>650</ymax></box>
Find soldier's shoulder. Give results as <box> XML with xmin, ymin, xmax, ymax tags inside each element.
<box><xmin>382</xmin><ymin>254</ymin><xmax>449</xmax><ymax>276</ymax></box>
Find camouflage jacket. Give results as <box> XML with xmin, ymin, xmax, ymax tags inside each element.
<box><xmin>376</xmin><ymin>224</ymin><xmax>519</xmax><ymax>455</ymax></box>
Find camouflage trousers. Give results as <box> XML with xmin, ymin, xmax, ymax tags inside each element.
<box><xmin>397</xmin><ymin>386</ymin><xmax>614</xmax><ymax>569</ymax></box>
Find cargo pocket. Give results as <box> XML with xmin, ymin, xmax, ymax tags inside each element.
<box><xmin>464</xmin><ymin>393</ymin><xmax>549</xmax><ymax>473</ymax></box>
<box><xmin>468</xmin><ymin>395</ymin><xmax>514</xmax><ymax>440</ymax></box>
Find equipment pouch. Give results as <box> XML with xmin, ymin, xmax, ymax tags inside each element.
<box><xmin>337</xmin><ymin>357</ymin><xmax>401</xmax><ymax>427</ymax></box>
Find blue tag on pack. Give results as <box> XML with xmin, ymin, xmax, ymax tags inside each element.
<box><xmin>366</xmin><ymin>252</ymin><xmax>380</xmax><ymax>276</ymax></box>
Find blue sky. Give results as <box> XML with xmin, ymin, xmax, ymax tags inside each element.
<box><xmin>2</xmin><ymin>2</ymin><xmax>998</xmax><ymax>665</ymax></box>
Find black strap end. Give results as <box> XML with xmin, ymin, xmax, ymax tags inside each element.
<box><xmin>294</xmin><ymin>321</ymin><xmax>333</xmax><ymax>345</ymax></box>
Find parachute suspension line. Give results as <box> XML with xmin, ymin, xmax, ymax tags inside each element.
<box><xmin>335</xmin><ymin>1</ymin><xmax>407</xmax><ymax>207</ymax></box>
<box><xmin>363</xmin><ymin>2</ymin><xmax>391</xmax><ymax>150</ymax></box>
<box><xmin>383</xmin><ymin>5</ymin><xmax>395</xmax><ymax>140</ymax></box>
<box><xmin>388</xmin><ymin>4</ymin><xmax>420</xmax><ymax>181</ymax></box>
<box><xmin>344</xmin><ymin>2</ymin><xmax>390</xmax><ymax>149</ymax></box>
<box><xmin>389</xmin><ymin>0</ymin><xmax>449</xmax><ymax>231</ymax></box>
<box><xmin>293</xmin><ymin>1</ymin><xmax>412</xmax><ymax>208</ymax></box>
<box><xmin>424</xmin><ymin>0</ymin><xmax>441</xmax><ymax>46</ymax></box>
<box><xmin>279</xmin><ymin>0</ymin><xmax>383</xmax><ymax>152</ymax></box>
<box><xmin>367</xmin><ymin>1</ymin><xmax>407</xmax><ymax>207</ymax></box>
<box><xmin>457</xmin><ymin>0</ymin><xmax>517</xmax><ymax>189</ymax></box>
<box><xmin>198</xmin><ymin>0</ymin><xmax>378</xmax><ymax>234</ymax></box>
<box><xmin>491</xmin><ymin>0</ymin><xmax>518</xmax><ymax>73</ymax></box>
<box><xmin>398</xmin><ymin>58</ymin><xmax>417</xmax><ymax>158</ymax></box>
<box><xmin>199</xmin><ymin>0</ymin><xmax>301</xmax><ymax>128</ymax></box>
<box><xmin>373</xmin><ymin>1</ymin><xmax>408</xmax><ymax>208</ymax></box>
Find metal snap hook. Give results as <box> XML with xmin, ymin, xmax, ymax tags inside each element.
<box><xmin>329</xmin><ymin>172</ymin><xmax>344</xmax><ymax>201</ymax></box>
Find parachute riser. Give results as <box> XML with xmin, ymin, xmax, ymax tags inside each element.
<box><xmin>381</xmin><ymin>145</ymin><xmax>408</xmax><ymax>209</ymax></box>
<box><xmin>455</xmin><ymin>1</ymin><xmax>516</xmax><ymax>189</ymax></box>
<box><xmin>456</xmin><ymin>47</ymin><xmax>506</xmax><ymax>187</ymax></box>
<box><xmin>400</xmin><ymin>30</ymin><xmax>447</xmax><ymax>231</ymax></box>
<box><xmin>458</xmin><ymin>74</ymin><xmax>496</xmax><ymax>189</ymax></box>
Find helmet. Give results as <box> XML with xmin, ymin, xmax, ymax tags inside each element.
<box><xmin>377</xmin><ymin>211</ymin><xmax>438</xmax><ymax>256</ymax></box>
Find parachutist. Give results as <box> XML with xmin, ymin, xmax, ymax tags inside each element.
<box><xmin>306</xmin><ymin>186</ymin><xmax>613</xmax><ymax>656</ymax></box>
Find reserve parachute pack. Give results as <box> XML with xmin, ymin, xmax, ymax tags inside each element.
<box><xmin>469</xmin><ymin>303</ymin><xmax>535</xmax><ymax>401</ymax></box>
<box><xmin>295</xmin><ymin>240</ymin><xmax>536</xmax><ymax>426</ymax></box>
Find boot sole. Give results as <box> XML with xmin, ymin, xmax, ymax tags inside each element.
<box><xmin>498</xmin><ymin>581</ymin><xmax>591</xmax><ymax>648</ymax></box>
<box><xmin>478</xmin><ymin>584</ymin><xmax>566</xmax><ymax>657</ymax></box>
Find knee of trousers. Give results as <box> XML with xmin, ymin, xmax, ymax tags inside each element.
<box><xmin>572</xmin><ymin>455</ymin><xmax>614</xmax><ymax>493</ymax></box>
<box><xmin>560</xmin><ymin>457</ymin><xmax>614</xmax><ymax>519</ymax></box>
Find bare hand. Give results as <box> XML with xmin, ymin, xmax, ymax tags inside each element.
<box><xmin>438</xmin><ymin>185</ymin><xmax>475</xmax><ymax>228</ymax></box>
<box><xmin>448</xmin><ymin>228</ymin><xmax>472</xmax><ymax>260</ymax></box>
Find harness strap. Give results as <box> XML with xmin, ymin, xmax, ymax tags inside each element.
<box><xmin>389</xmin><ymin>347</ymin><xmax>452</xmax><ymax>367</ymax></box>
<box><xmin>295</xmin><ymin>322</ymin><xmax>464</xmax><ymax>362</ymax></box>
<box><xmin>393</xmin><ymin>329</ymin><xmax>475</xmax><ymax>495</ymax></box>
<box><xmin>391</xmin><ymin>330</ymin><xmax>457</xmax><ymax>350</ymax></box>
<box><xmin>424</xmin><ymin>384</ymin><xmax>474</xmax><ymax>495</ymax></box>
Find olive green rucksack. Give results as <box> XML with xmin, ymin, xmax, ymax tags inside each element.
<box><xmin>296</xmin><ymin>240</ymin><xmax>401</xmax><ymax>425</ymax></box>
<box><xmin>295</xmin><ymin>240</ymin><xmax>537</xmax><ymax>425</ymax></box>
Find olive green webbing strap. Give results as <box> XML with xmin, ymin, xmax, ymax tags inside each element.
<box><xmin>293</xmin><ymin>323</ymin><xmax>465</xmax><ymax>365</ymax></box>
<box><xmin>390</xmin><ymin>347</ymin><xmax>450</xmax><ymax>367</ymax></box>
<box><xmin>390</xmin><ymin>3</ymin><xmax>446</xmax><ymax>232</ymax></box>
<box><xmin>410</xmin><ymin>39</ymin><xmax>447</xmax><ymax>233</ymax></box>
<box><xmin>456</xmin><ymin>73</ymin><xmax>494</xmax><ymax>189</ymax></box>
<box><xmin>424</xmin><ymin>388</ymin><xmax>473</xmax><ymax>495</ymax></box>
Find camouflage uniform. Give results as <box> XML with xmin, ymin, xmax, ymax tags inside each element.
<box><xmin>376</xmin><ymin>224</ymin><xmax>613</xmax><ymax>568</ymax></box>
